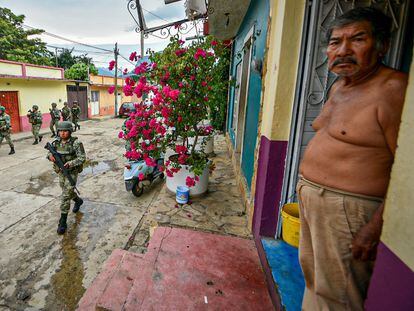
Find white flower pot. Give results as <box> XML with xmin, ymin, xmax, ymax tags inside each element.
<box><xmin>166</xmin><ymin>163</ymin><xmax>209</xmax><ymax>196</ymax></box>
<box><xmin>188</xmin><ymin>135</ymin><xmax>214</xmax><ymax>155</ymax></box>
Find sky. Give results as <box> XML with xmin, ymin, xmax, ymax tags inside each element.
<box><xmin>0</xmin><ymin>0</ymin><xmax>198</xmax><ymax>70</ymax></box>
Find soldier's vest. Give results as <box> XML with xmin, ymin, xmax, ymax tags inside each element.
<box><xmin>51</xmin><ymin>108</ymin><xmax>60</xmax><ymax>120</ymax></box>
<box><xmin>0</xmin><ymin>115</ymin><xmax>9</xmax><ymax>131</ymax></box>
<box><xmin>31</xmin><ymin>112</ymin><xmax>43</xmax><ymax>125</ymax></box>
<box><xmin>53</xmin><ymin>137</ymin><xmax>83</xmax><ymax>173</ymax></box>
<box><xmin>62</xmin><ymin>108</ymin><xmax>70</xmax><ymax>119</ymax></box>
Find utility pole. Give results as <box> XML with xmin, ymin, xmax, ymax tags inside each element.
<box><xmin>55</xmin><ymin>47</ymin><xmax>58</xmax><ymax>67</ymax></box>
<box><xmin>114</xmin><ymin>42</ymin><xmax>119</xmax><ymax>116</ymax></box>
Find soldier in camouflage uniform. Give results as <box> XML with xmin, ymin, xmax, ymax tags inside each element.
<box><xmin>27</xmin><ymin>105</ymin><xmax>43</xmax><ymax>145</ymax></box>
<box><xmin>47</xmin><ymin>121</ymin><xmax>86</xmax><ymax>234</ymax></box>
<box><xmin>0</xmin><ymin>105</ymin><xmax>15</xmax><ymax>155</ymax></box>
<box><xmin>71</xmin><ymin>101</ymin><xmax>81</xmax><ymax>131</ymax></box>
<box><xmin>61</xmin><ymin>102</ymin><xmax>72</xmax><ymax>121</ymax></box>
<box><xmin>49</xmin><ymin>102</ymin><xmax>61</xmax><ymax>137</ymax></box>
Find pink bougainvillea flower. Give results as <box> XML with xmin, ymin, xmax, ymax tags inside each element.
<box><xmin>177</xmin><ymin>116</ymin><xmax>182</xmax><ymax>123</ymax></box>
<box><xmin>168</xmin><ymin>89</ymin><xmax>180</xmax><ymax>101</ymax></box>
<box><xmin>201</xmin><ymin>81</ymin><xmax>208</xmax><ymax>87</ymax></box>
<box><xmin>118</xmin><ymin>131</ymin><xmax>124</xmax><ymax>139</ymax></box>
<box><xmin>145</xmin><ymin>157</ymin><xmax>157</xmax><ymax>167</ymax></box>
<box><xmin>204</xmin><ymin>96</ymin><xmax>209</xmax><ymax>102</ymax></box>
<box><xmin>194</xmin><ymin>48</ymin><xmax>207</xmax><ymax>60</ymax></box>
<box><xmin>178</xmin><ymin>154</ymin><xmax>188</xmax><ymax>164</ymax></box>
<box><xmin>138</xmin><ymin>172</ymin><xmax>145</xmax><ymax>181</ymax></box>
<box><xmin>108</xmin><ymin>60</ymin><xmax>115</xmax><ymax>70</ymax></box>
<box><xmin>108</xmin><ymin>85</ymin><xmax>115</xmax><ymax>94</ymax></box>
<box><xmin>166</xmin><ymin>169</ymin><xmax>173</xmax><ymax>177</ymax></box>
<box><xmin>123</xmin><ymin>68</ymin><xmax>128</xmax><ymax>74</ymax></box>
<box><xmin>123</xmin><ymin>84</ymin><xmax>133</xmax><ymax>96</ymax></box>
<box><xmin>175</xmin><ymin>48</ymin><xmax>186</xmax><ymax>57</ymax></box>
<box><xmin>195</xmin><ymin>176</ymin><xmax>200</xmax><ymax>182</ymax></box>
<box><xmin>178</xmin><ymin>82</ymin><xmax>184</xmax><ymax>88</ymax></box>
<box><xmin>129</xmin><ymin>51</ymin><xmax>137</xmax><ymax>61</ymax></box>
<box><xmin>190</xmin><ymin>75</ymin><xmax>195</xmax><ymax>81</ymax></box>
<box><xmin>175</xmin><ymin>145</ymin><xmax>187</xmax><ymax>154</ymax></box>
<box><xmin>211</xmin><ymin>40</ymin><xmax>218</xmax><ymax>46</ymax></box>
<box><xmin>174</xmin><ymin>23</ymin><xmax>181</xmax><ymax>29</ymax></box>
<box><xmin>179</xmin><ymin>39</ymin><xmax>185</xmax><ymax>45</ymax></box>
<box><xmin>186</xmin><ymin>176</ymin><xmax>196</xmax><ymax>187</ymax></box>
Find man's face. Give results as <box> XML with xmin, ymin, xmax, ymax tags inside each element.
<box><xmin>59</xmin><ymin>130</ymin><xmax>71</xmax><ymax>140</ymax></box>
<box><xmin>327</xmin><ymin>21</ymin><xmax>381</xmax><ymax>77</ymax></box>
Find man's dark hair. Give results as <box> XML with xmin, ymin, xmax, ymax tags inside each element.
<box><xmin>326</xmin><ymin>7</ymin><xmax>392</xmax><ymax>52</ymax></box>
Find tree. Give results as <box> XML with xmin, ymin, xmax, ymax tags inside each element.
<box><xmin>0</xmin><ymin>7</ymin><xmax>53</xmax><ymax>65</ymax></box>
<box><xmin>57</xmin><ymin>48</ymin><xmax>98</xmax><ymax>75</ymax></box>
<box><xmin>65</xmin><ymin>63</ymin><xmax>90</xmax><ymax>81</ymax></box>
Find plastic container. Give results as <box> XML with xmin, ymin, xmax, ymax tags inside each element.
<box><xmin>176</xmin><ymin>186</ymin><xmax>190</xmax><ymax>204</ymax></box>
<box><xmin>281</xmin><ymin>203</ymin><xmax>301</xmax><ymax>248</ymax></box>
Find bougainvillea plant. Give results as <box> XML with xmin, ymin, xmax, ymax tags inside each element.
<box><xmin>112</xmin><ymin>35</ymin><xmax>229</xmax><ymax>187</ymax></box>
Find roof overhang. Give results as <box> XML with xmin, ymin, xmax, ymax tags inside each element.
<box><xmin>207</xmin><ymin>0</ymin><xmax>251</xmax><ymax>40</ymax></box>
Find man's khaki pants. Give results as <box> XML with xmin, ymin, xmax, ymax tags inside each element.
<box><xmin>297</xmin><ymin>177</ymin><xmax>382</xmax><ymax>311</ymax></box>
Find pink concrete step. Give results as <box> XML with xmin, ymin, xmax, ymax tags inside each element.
<box><xmin>123</xmin><ymin>227</ymin><xmax>274</xmax><ymax>310</ymax></box>
<box><xmin>77</xmin><ymin>249</ymin><xmax>145</xmax><ymax>311</ymax></box>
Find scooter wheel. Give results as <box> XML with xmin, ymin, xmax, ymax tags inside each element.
<box><xmin>132</xmin><ymin>181</ymin><xmax>144</xmax><ymax>197</ymax></box>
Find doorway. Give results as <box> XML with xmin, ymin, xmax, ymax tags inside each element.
<box><xmin>0</xmin><ymin>91</ymin><xmax>20</xmax><ymax>133</ymax></box>
<box><xmin>67</xmin><ymin>85</ymin><xmax>88</xmax><ymax>120</ymax></box>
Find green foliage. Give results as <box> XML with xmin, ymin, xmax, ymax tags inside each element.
<box><xmin>64</xmin><ymin>63</ymin><xmax>90</xmax><ymax>81</ymax></box>
<box><xmin>57</xmin><ymin>48</ymin><xmax>98</xmax><ymax>75</ymax></box>
<box><xmin>0</xmin><ymin>7</ymin><xmax>53</xmax><ymax>65</ymax></box>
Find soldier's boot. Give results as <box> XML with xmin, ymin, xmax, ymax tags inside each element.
<box><xmin>72</xmin><ymin>197</ymin><xmax>83</xmax><ymax>213</ymax></box>
<box><xmin>32</xmin><ymin>139</ymin><xmax>38</xmax><ymax>145</ymax></box>
<box><xmin>8</xmin><ymin>147</ymin><xmax>15</xmax><ymax>155</ymax></box>
<box><xmin>57</xmin><ymin>213</ymin><xmax>68</xmax><ymax>235</ymax></box>
<box><xmin>51</xmin><ymin>131</ymin><xmax>56</xmax><ymax>138</ymax></box>
<box><xmin>39</xmin><ymin>135</ymin><xmax>43</xmax><ymax>142</ymax></box>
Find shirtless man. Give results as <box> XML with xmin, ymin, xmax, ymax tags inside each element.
<box><xmin>297</xmin><ymin>8</ymin><xmax>408</xmax><ymax>311</ymax></box>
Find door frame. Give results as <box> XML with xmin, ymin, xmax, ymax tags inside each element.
<box><xmin>235</xmin><ymin>25</ymin><xmax>255</xmax><ymax>163</ymax></box>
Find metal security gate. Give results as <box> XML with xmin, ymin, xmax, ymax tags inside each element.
<box><xmin>0</xmin><ymin>91</ymin><xmax>20</xmax><ymax>133</ymax></box>
<box><xmin>281</xmin><ymin>0</ymin><xmax>412</xmax><ymax>207</ymax></box>
<box><xmin>67</xmin><ymin>85</ymin><xmax>88</xmax><ymax>120</ymax></box>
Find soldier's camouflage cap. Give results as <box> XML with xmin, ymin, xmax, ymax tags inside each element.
<box><xmin>57</xmin><ymin>121</ymin><xmax>73</xmax><ymax>132</ymax></box>
<box><xmin>32</xmin><ymin>105</ymin><xmax>39</xmax><ymax>110</ymax></box>
<box><xmin>0</xmin><ymin>105</ymin><xmax>5</xmax><ymax>112</ymax></box>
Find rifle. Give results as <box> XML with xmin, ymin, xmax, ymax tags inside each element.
<box><xmin>44</xmin><ymin>142</ymin><xmax>80</xmax><ymax>195</ymax></box>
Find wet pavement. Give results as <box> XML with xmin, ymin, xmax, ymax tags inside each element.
<box><xmin>0</xmin><ymin>118</ymin><xmax>249</xmax><ymax>311</ymax></box>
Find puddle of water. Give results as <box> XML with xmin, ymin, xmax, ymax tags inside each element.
<box><xmin>25</xmin><ymin>171</ymin><xmax>55</xmax><ymax>195</ymax></box>
<box><xmin>49</xmin><ymin>213</ymin><xmax>85</xmax><ymax>311</ymax></box>
<box><xmin>80</xmin><ymin>159</ymin><xmax>116</xmax><ymax>177</ymax></box>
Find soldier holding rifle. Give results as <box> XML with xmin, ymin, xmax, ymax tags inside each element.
<box><xmin>46</xmin><ymin>121</ymin><xmax>86</xmax><ymax>234</ymax></box>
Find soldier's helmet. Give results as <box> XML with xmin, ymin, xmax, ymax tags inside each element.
<box><xmin>57</xmin><ymin>121</ymin><xmax>73</xmax><ymax>133</ymax></box>
<box><xmin>63</xmin><ymin>102</ymin><xmax>68</xmax><ymax>106</ymax></box>
<box><xmin>52</xmin><ymin>103</ymin><xmax>57</xmax><ymax>107</ymax></box>
<box><xmin>0</xmin><ymin>106</ymin><xmax>5</xmax><ymax>112</ymax></box>
<box><xmin>32</xmin><ymin>105</ymin><xmax>39</xmax><ymax>110</ymax></box>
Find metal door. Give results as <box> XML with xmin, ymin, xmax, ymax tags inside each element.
<box><xmin>282</xmin><ymin>0</ymin><xmax>412</xmax><ymax>204</ymax></box>
<box><xmin>0</xmin><ymin>91</ymin><xmax>20</xmax><ymax>133</ymax></box>
<box><xmin>67</xmin><ymin>85</ymin><xmax>88</xmax><ymax>120</ymax></box>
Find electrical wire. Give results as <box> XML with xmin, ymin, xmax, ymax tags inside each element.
<box><xmin>141</xmin><ymin>6</ymin><xmax>172</xmax><ymax>23</ymax></box>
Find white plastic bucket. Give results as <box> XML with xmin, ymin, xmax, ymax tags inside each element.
<box><xmin>176</xmin><ymin>186</ymin><xmax>190</xmax><ymax>204</ymax></box>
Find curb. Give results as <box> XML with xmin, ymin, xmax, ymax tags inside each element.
<box><xmin>12</xmin><ymin>130</ymin><xmax>52</xmax><ymax>143</ymax></box>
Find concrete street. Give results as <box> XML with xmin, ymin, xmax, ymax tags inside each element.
<box><xmin>0</xmin><ymin>118</ymin><xmax>249</xmax><ymax>311</ymax></box>
<box><xmin>0</xmin><ymin>118</ymin><xmax>163</xmax><ymax>310</ymax></box>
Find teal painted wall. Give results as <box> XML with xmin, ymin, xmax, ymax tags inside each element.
<box><xmin>227</xmin><ymin>0</ymin><xmax>270</xmax><ymax>189</ymax></box>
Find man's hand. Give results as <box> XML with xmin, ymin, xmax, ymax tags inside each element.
<box><xmin>64</xmin><ymin>162</ymin><xmax>71</xmax><ymax>169</ymax></box>
<box><xmin>351</xmin><ymin>203</ymin><xmax>384</xmax><ymax>261</ymax></box>
<box><xmin>48</xmin><ymin>155</ymin><xmax>56</xmax><ymax>162</ymax></box>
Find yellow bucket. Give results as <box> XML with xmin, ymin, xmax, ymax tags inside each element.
<box><xmin>281</xmin><ymin>203</ymin><xmax>300</xmax><ymax>248</ymax></box>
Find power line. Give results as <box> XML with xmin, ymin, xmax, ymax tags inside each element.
<box><xmin>22</xmin><ymin>24</ymin><xmax>114</xmax><ymax>53</ymax></box>
<box><xmin>23</xmin><ymin>24</ymin><xmax>136</xmax><ymax>67</ymax></box>
<box><xmin>141</xmin><ymin>6</ymin><xmax>171</xmax><ymax>23</ymax></box>
<box><xmin>46</xmin><ymin>44</ymin><xmax>112</xmax><ymax>55</ymax></box>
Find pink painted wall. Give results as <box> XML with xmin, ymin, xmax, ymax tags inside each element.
<box><xmin>20</xmin><ymin>113</ymin><xmax>52</xmax><ymax>132</ymax></box>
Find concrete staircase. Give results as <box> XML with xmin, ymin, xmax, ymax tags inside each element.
<box><xmin>77</xmin><ymin>227</ymin><xmax>274</xmax><ymax>311</ymax></box>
